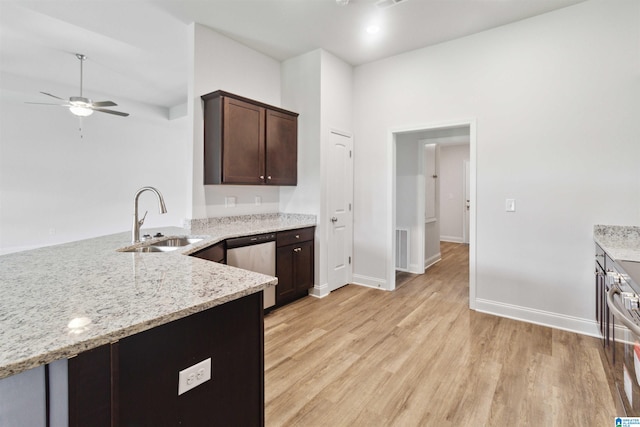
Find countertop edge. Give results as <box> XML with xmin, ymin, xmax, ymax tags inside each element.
<box><xmin>0</xmin><ymin>278</ymin><xmax>277</xmax><ymax>379</ymax></box>
<box><xmin>0</xmin><ymin>214</ymin><xmax>315</xmax><ymax>379</ymax></box>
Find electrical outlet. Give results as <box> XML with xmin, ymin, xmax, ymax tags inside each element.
<box><xmin>178</xmin><ymin>358</ymin><xmax>211</xmax><ymax>395</ymax></box>
<box><xmin>254</xmin><ymin>195</ymin><xmax>261</xmax><ymax>206</ymax></box>
<box><xmin>225</xmin><ymin>196</ymin><xmax>236</xmax><ymax>208</ymax></box>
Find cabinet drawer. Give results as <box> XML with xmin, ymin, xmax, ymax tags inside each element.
<box><xmin>276</xmin><ymin>227</ymin><xmax>314</xmax><ymax>247</ymax></box>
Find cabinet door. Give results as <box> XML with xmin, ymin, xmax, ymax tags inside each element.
<box><xmin>265</xmin><ymin>109</ymin><xmax>297</xmax><ymax>185</ymax></box>
<box><xmin>294</xmin><ymin>240</ymin><xmax>314</xmax><ymax>293</ymax></box>
<box><xmin>276</xmin><ymin>245</ymin><xmax>296</xmax><ymax>304</ymax></box>
<box><xmin>222</xmin><ymin>97</ymin><xmax>265</xmax><ymax>184</ymax></box>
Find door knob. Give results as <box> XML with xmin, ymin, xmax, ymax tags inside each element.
<box><xmin>331</xmin><ymin>217</ymin><xmax>338</xmax><ymax>223</ymax></box>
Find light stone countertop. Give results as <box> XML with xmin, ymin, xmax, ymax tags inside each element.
<box><xmin>593</xmin><ymin>225</ymin><xmax>640</xmax><ymax>263</ymax></box>
<box><xmin>0</xmin><ymin>213</ymin><xmax>316</xmax><ymax>379</ymax></box>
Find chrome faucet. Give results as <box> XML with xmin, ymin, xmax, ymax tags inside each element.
<box><xmin>132</xmin><ymin>186</ymin><xmax>167</xmax><ymax>244</ymax></box>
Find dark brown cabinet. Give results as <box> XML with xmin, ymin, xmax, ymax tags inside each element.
<box><xmin>68</xmin><ymin>292</ymin><xmax>264</xmax><ymax>426</ymax></box>
<box><xmin>202</xmin><ymin>90</ymin><xmax>298</xmax><ymax>186</ymax></box>
<box><xmin>276</xmin><ymin>227</ymin><xmax>315</xmax><ymax>306</ymax></box>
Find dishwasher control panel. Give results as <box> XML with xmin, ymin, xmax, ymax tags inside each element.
<box><xmin>226</xmin><ymin>233</ymin><xmax>276</xmax><ymax>249</ymax></box>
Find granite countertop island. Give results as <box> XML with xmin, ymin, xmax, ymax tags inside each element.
<box><xmin>594</xmin><ymin>224</ymin><xmax>640</xmax><ymax>288</ymax></box>
<box><xmin>594</xmin><ymin>225</ymin><xmax>640</xmax><ymax>263</ymax></box>
<box><xmin>0</xmin><ymin>213</ymin><xmax>316</xmax><ymax>379</ymax></box>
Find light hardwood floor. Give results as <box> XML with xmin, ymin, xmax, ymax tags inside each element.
<box><xmin>264</xmin><ymin>242</ymin><xmax>616</xmax><ymax>426</ymax></box>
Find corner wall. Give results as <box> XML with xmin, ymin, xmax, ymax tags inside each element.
<box><xmin>280</xmin><ymin>49</ymin><xmax>354</xmax><ymax>295</ymax></box>
<box><xmin>353</xmin><ymin>0</ymin><xmax>640</xmax><ymax>334</ymax></box>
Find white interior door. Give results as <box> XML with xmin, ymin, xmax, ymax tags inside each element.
<box><xmin>327</xmin><ymin>130</ymin><xmax>353</xmax><ymax>292</ymax></box>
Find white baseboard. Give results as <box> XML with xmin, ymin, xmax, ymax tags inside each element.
<box><xmin>408</xmin><ymin>263</ymin><xmax>423</xmax><ymax>274</ymax></box>
<box><xmin>309</xmin><ymin>282</ymin><xmax>330</xmax><ymax>298</ymax></box>
<box><xmin>475</xmin><ymin>298</ymin><xmax>600</xmax><ymax>337</ymax></box>
<box><xmin>440</xmin><ymin>235</ymin><xmax>463</xmax><ymax>243</ymax></box>
<box><xmin>352</xmin><ymin>274</ymin><xmax>389</xmax><ymax>291</ymax></box>
<box><xmin>424</xmin><ymin>253</ymin><xmax>441</xmax><ymax>270</ymax></box>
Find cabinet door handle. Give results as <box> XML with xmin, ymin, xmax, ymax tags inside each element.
<box><xmin>260</xmin><ymin>175</ymin><xmax>264</xmax><ymax>179</ymax></box>
<box><xmin>293</xmin><ymin>247</ymin><xmax>301</xmax><ymax>252</ymax></box>
<box><xmin>331</xmin><ymin>217</ymin><xmax>338</xmax><ymax>223</ymax></box>
<box><xmin>267</xmin><ymin>176</ymin><xmax>272</xmax><ymax>180</ymax></box>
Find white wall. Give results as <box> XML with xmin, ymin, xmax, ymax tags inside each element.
<box><xmin>188</xmin><ymin>23</ymin><xmax>283</xmax><ymax>219</ymax></box>
<box><xmin>353</xmin><ymin>0</ymin><xmax>640</xmax><ymax>334</ymax></box>
<box><xmin>395</xmin><ymin>134</ymin><xmax>422</xmax><ymax>272</ymax></box>
<box><xmin>280</xmin><ymin>49</ymin><xmax>353</xmax><ymax>294</ymax></box>
<box><xmin>439</xmin><ymin>144</ymin><xmax>470</xmax><ymax>243</ymax></box>
<box><xmin>280</xmin><ymin>50</ymin><xmax>322</xmax><ymax>215</ymax></box>
<box><xmin>0</xmin><ymin>72</ymin><xmax>188</xmax><ymax>254</ymax></box>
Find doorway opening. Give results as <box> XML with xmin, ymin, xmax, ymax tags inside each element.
<box><xmin>387</xmin><ymin>119</ymin><xmax>477</xmax><ymax>309</ymax></box>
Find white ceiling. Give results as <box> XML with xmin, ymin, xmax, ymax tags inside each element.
<box><xmin>0</xmin><ymin>0</ymin><xmax>585</xmax><ymax>110</ymax></box>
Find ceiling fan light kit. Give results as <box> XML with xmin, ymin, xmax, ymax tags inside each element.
<box><xmin>68</xmin><ymin>96</ymin><xmax>94</xmax><ymax>117</ymax></box>
<box><xmin>26</xmin><ymin>53</ymin><xmax>129</xmax><ymax>118</ymax></box>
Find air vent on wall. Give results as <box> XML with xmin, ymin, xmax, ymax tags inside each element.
<box><xmin>376</xmin><ymin>0</ymin><xmax>408</xmax><ymax>9</ymax></box>
<box><xmin>395</xmin><ymin>228</ymin><xmax>409</xmax><ymax>271</ymax></box>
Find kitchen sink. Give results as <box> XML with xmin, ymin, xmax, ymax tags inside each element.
<box><xmin>153</xmin><ymin>237</ymin><xmax>203</xmax><ymax>247</ymax></box>
<box><xmin>118</xmin><ymin>236</ymin><xmax>204</xmax><ymax>253</ymax></box>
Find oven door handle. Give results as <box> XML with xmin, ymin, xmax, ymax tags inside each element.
<box><xmin>607</xmin><ymin>284</ymin><xmax>640</xmax><ymax>336</ymax></box>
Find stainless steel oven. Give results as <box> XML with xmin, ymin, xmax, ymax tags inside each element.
<box><xmin>606</xmin><ymin>256</ymin><xmax>640</xmax><ymax>416</ymax></box>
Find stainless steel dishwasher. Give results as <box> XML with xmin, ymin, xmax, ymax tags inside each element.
<box><xmin>226</xmin><ymin>233</ymin><xmax>276</xmax><ymax>309</ymax></box>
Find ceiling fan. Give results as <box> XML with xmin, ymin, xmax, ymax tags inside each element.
<box><xmin>27</xmin><ymin>53</ymin><xmax>129</xmax><ymax>117</ymax></box>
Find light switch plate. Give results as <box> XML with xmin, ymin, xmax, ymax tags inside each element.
<box><xmin>178</xmin><ymin>358</ymin><xmax>211</xmax><ymax>395</ymax></box>
<box><xmin>506</xmin><ymin>199</ymin><xmax>516</xmax><ymax>212</ymax></box>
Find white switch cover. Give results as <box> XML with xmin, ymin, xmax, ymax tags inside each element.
<box><xmin>178</xmin><ymin>358</ymin><xmax>211</xmax><ymax>395</ymax></box>
<box><xmin>225</xmin><ymin>196</ymin><xmax>236</xmax><ymax>208</ymax></box>
<box><xmin>255</xmin><ymin>195</ymin><xmax>262</xmax><ymax>206</ymax></box>
<box><xmin>506</xmin><ymin>199</ymin><xmax>516</xmax><ymax>212</ymax></box>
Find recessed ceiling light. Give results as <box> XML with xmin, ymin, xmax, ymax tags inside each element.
<box><xmin>336</xmin><ymin>0</ymin><xmax>349</xmax><ymax>5</ymax></box>
<box><xmin>366</xmin><ymin>25</ymin><xmax>380</xmax><ymax>34</ymax></box>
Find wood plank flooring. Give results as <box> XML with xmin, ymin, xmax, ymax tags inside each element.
<box><xmin>264</xmin><ymin>242</ymin><xmax>616</xmax><ymax>426</ymax></box>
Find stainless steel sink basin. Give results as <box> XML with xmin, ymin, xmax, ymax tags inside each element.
<box><xmin>121</xmin><ymin>246</ymin><xmax>179</xmax><ymax>253</ymax></box>
<box><xmin>118</xmin><ymin>236</ymin><xmax>203</xmax><ymax>253</ymax></box>
<box><xmin>153</xmin><ymin>237</ymin><xmax>203</xmax><ymax>247</ymax></box>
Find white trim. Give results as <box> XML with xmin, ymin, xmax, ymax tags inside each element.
<box><xmin>352</xmin><ymin>274</ymin><xmax>388</xmax><ymax>290</ymax></box>
<box><xmin>407</xmin><ymin>263</ymin><xmax>423</xmax><ymax>274</ymax></box>
<box><xmin>440</xmin><ymin>235</ymin><xmax>464</xmax><ymax>243</ymax></box>
<box><xmin>388</xmin><ymin>119</ymin><xmax>477</xmax><ymax>309</ymax></box>
<box><xmin>309</xmin><ymin>282</ymin><xmax>331</xmax><ymax>298</ymax></box>
<box><xmin>424</xmin><ymin>253</ymin><xmax>441</xmax><ymax>270</ymax></box>
<box><xmin>475</xmin><ymin>299</ymin><xmax>600</xmax><ymax>337</ymax></box>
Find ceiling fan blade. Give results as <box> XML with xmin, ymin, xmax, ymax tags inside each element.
<box><xmin>40</xmin><ymin>91</ymin><xmax>65</xmax><ymax>100</ymax></box>
<box><xmin>92</xmin><ymin>100</ymin><xmax>117</xmax><ymax>107</ymax></box>
<box><xmin>93</xmin><ymin>108</ymin><xmax>129</xmax><ymax>117</ymax></box>
<box><xmin>25</xmin><ymin>102</ymin><xmax>70</xmax><ymax>106</ymax></box>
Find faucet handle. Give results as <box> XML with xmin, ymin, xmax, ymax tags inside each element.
<box><xmin>138</xmin><ymin>210</ymin><xmax>148</xmax><ymax>226</ymax></box>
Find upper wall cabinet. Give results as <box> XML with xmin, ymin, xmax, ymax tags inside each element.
<box><xmin>201</xmin><ymin>90</ymin><xmax>298</xmax><ymax>186</ymax></box>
